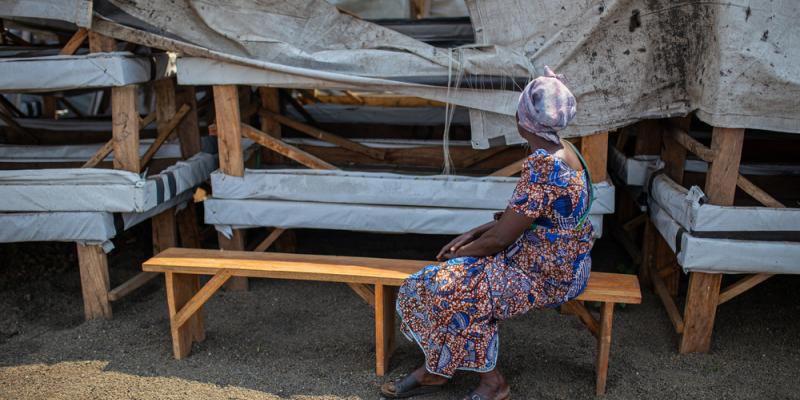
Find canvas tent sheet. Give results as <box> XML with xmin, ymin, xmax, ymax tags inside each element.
<box><xmin>0</xmin><ymin>152</ymin><xmax>215</xmax><ymax>212</ymax></box>
<box><xmin>0</xmin><ymin>0</ymin><xmax>92</xmax><ymax>27</ymax></box>
<box><xmin>84</xmin><ymin>0</ymin><xmax>800</xmax><ymax>149</ymax></box>
<box><xmin>0</xmin><ymin>52</ymin><xmax>175</xmax><ymax>93</ymax></box>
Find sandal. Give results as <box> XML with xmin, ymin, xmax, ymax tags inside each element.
<box><xmin>461</xmin><ymin>386</ymin><xmax>510</xmax><ymax>400</ymax></box>
<box><xmin>380</xmin><ymin>373</ymin><xmax>445</xmax><ymax>399</ymax></box>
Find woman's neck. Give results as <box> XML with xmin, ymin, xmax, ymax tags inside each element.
<box><xmin>525</xmin><ymin>136</ymin><xmax>563</xmax><ymax>153</ymax></box>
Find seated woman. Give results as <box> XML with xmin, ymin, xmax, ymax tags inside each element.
<box><xmin>381</xmin><ymin>67</ymin><xmax>594</xmax><ymax>400</ymax></box>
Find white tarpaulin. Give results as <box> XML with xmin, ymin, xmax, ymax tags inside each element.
<box><xmin>86</xmin><ymin>0</ymin><xmax>800</xmax><ymax>149</ymax></box>
<box><xmin>0</xmin><ymin>211</ymin><xmax>115</xmax><ymax>244</ymax></box>
<box><xmin>0</xmin><ymin>0</ymin><xmax>92</xmax><ymax>27</ymax></box>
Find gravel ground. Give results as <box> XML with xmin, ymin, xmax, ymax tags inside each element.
<box><xmin>0</xmin><ymin>225</ymin><xmax>799</xmax><ymax>399</ymax></box>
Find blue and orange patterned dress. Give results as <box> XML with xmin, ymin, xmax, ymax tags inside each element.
<box><xmin>396</xmin><ymin>148</ymin><xmax>594</xmax><ymax>377</ymax></box>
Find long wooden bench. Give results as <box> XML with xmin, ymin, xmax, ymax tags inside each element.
<box><xmin>143</xmin><ymin>247</ymin><xmax>641</xmax><ymax>395</ymax></box>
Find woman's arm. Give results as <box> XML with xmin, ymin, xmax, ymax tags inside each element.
<box><xmin>449</xmin><ymin>207</ymin><xmax>533</xmax><ymax>258</ymax></box>
<box><xmin>436</xmin><ymin>219</ymin><xmax>498</xmax><ymax>261</ymax></box>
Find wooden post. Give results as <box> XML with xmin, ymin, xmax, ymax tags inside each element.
<box><xmin>212</xmin><ymin>85</ymin><xmax>248</xmax><ymax>290</ymax></box>
<box><xmin>175</xmin><ymin>86</ymin><xmax>202</xmax><ymax>158</ymax></box>
<box><xmin>258</xmin><ymin>87</ymin><xmax>283</xmax><ymax>165</ymax></box>
<box><xmin>580</xmin><ymin>132</ymin><xmax>608</xmax><ymax>183</ymax></box>
<box><xmin>633</xmin><ymin>120</ymin><xmax>663</xmax><ymax>156</ymax></box>
<box><xmin>595</xmin><ymin>302</ymin><xmax>614</xmax><ymax>396</ymax></box>
<box><xmin>76</xmin><ymin>244</ymin><xmax>112</xmax><ymax>320</ymax></box>
<box><xmin>152</xmin><ymin>209</ymin><xmax>177</xmax><ymax>254</ymax></box>
<box><xmin>154</xmin><ymin>79</ymin><xmax>177</xmax><ymax>135</ymax></box>
<box><xmin>165</xmin><ymin>272</ymin><xmax>205</xmax><ymax>358</ymax></box>
<box><xmin>177</xmin><ymin>206</ymin><xmax>201</xmax><ymax>249</ymax></box>
<box><xmin>375</xmin><ymin>283</ymin><xmax>396</xmax><ymax>376</ymax></box>
<box><xmin>680</xmin><ymin>127</ymin><xmax>744</xmax><ymax>354</ymax></box>
<box><xmin>88</xmin><ymin>31</ymin><xmax>116</xmax><ymax>52</ymax></box>
<box><xmin>111</xmin><ymin>85</ymin><xmax>140</xmax><ymax>172</ymax></box>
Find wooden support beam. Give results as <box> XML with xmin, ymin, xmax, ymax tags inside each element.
<box><xmin>140</xmin><ymin>111</ymin><xmax>157</xmax><ymax>128</ymax></box>
<box><xmin>88</xmin><ymin>31</ymin><xmax>116</xmax><ymax>52</ymax></box>
<box><xmin>662</xmin><ymin>117</ymin><xmax>691</xmax><ymax>183</ymax></box>
<box><xmin>241</xmin><ymin>123</ymin><xmax>337</xmax><ymax>170</ymax></box>
<box><xmin>668</xmin><ymin>126</ymin><xmax>716</xmax><ymax>163</ymax></box>
<box><xmin>718</xmin><ymin>273</ymin><xmax>774</xmax><ymax>305</ymax></box>
<box><xmin>108</xmin><ymin>272</ymin><xmax>159</xmax><ymax>301</ymax></box>
<box><xmin>82</xmin><ymin>139</ymin><xmax>114</xmax><ymax>168</ymax></box>
<box><xmin>633</xmin><ymin>120</ymin><xmax>663</xmax><ymax>155</ymax></box>
<box><xmin>580</xmin><ymin>132</ymin><xmax>608</xmax><ymax>183</ymax></box>
<box><xmin>258</xmin><ymin>88</ymin><xmax>282</xmax><ymax>137</ymax></box>
<box><xmin>175</xmin><ymin>86</ymin><xmax>202</xmax><ymax>158</ymax></box>
<box><xmin>172</xmin><ymin>269</ymin><xmax>232</xmax><ymax>329</ymax></box>
<box><xmin>649</xmin><ymin>262</ymin><xmax>684</xmax><ymax>334</ymax></box>
<box><xmin>348</xmin><ymin>282</ymin><xmax>375</xmax><ymax>307</ymax></box>
<box><xmin>562</xmin><ymin>300</ymin><xmax>600</xmax><ymax>338</ymax></box>
<box><xmin>736</xmin><ymin>175</ymin><xmax>785</xmax><ymax>208</ymax></box>
<box><xmin>154</xmin><ymin>79</ymin><xmax>177</xmax><ymax>136</ymax></box>
<box><xmin>212</xmin><ymin>85</ymin><xmax>244</xmax><ymax>176</ymax></box>
<box><xmin>456</xmin><ymin>146</ymin><xmax>509</xmax><ymax>169</ymax></box>
<box><xmin>59</xmin><ymin>28</ymin><xmax>88</xmax><ymax>55</ymax></box>
<box><xmin>152</xmin><ymin>208</ymin><xmax>178</xmax><ymax>254</ymax></box>
<box><xmin>680</xmin><ymin>127</ymin><xmax>744</xmax><ymax>354</ymax></box>
<box><xmin>0</xmin><ymin>104</ymin><xmax>38</xmax><ymax>144</ymax></box>
<box><xmin>260</xmin><ymin>109</ymin><xmax>386</xmax><ymax>161</ymax></box>
<box><xmin>176</xmin><ymin>205</ymin><xmax>202</xmax><ymax>249</ymax></box>
<box><xmin>490</xmin><ymin>157</ymin><xmax>527</xmax><ymax>177</ymax></box>
<box><xmin>111</xmin><ymin>85</ymin><xmax>140</xmax><ymax>172</ymax></box>
<box><xmin>595</xmin><ymin>302</ymin><xmax>614</xmax><ymax>396</ymax></box>
<box><xmin>0</xmin><ymin>94</ymin><xmax>23</xmax><ymax>117</ymax></box>
<box><xmin>57</xmin><ymin>96</ymin><xmax>84</xmax><ymax>118</ymax></box>
<box><xmin>140</xmin><ymin>103</ymin><xmax>191</xmax><ymax>168</ymax></box>
<box><xmin>253</xmin><ymin>228</ymin><xmax>286</xmax><ymax>252</ymax></box>
<box><xmin>42</xmin><ymin>96</ymin><xmax>58</xmax><ymax>118</ymax></box>
<box><xmin>76</xmin><ymin>244</ymin><xmax>112</xmax><ymax>320</ymax></box>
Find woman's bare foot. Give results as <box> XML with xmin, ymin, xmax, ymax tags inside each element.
<box><xmin>410</xmin><ymin>366</ymin><xmax>449</xmax><ymax>386</ymax></box>
<box><xmin>380</xmin><ymin>366</ymin><xmax>448</xmax><ymax>398</ymax></box>
<box><xmin>463</xmin><ymin>369</ymin><xmax>510</xmax><ymax>400</ymax></box>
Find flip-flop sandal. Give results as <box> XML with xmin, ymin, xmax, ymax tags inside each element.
<box><xmin>380</xmin><ymin>373</ymin><xmax>444</xmax><ymax>399</ymax></box>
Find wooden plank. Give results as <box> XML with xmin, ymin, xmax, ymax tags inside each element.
<box><xmin>258</xmin><ymin>87</ymin><xmax>282</xmax><ymax>138</ymax></box>
<box><xmin>736</xmin><ymin>175</ymin><xmax>785</xmax><ymax>208</ymax></box>
<box><xmin>0</xmin><ymin>106</ymin><xmax>38</xmax><ymax>144</ymax></box>
<box><xmin>633</xmin><ymin>120</ymin><xmax>663</xmax><ymax>155</ymax></box>
<box><xmin>595</xmin><ymin>302</ymin><xmax>614</xmax><ymax>396</ymax></box>
<box><xmin>111</xmin><ymin>85</ymin><xmax>140</xmax><ymax>172</ymax></box>
<box><xmin>718</xmin><ymin>273</ymin><xmax>773</xmax><ymax>305</ymax></box>
<box><xmin>88</xmin><ymin>31</ymin><xmax>116</xmax><ymax>52</ymax></box>
<box><xmin>253</xmin><ymin>228</ymin><xmax>286</xmax><ymax>252</ymax></box>
<box><xmin>165</xmin><ymin>272</ymin><xmax>204</xmax><ymax>359</ymax></box>
<box><xmin>348</xmin><ymin>282</ymin><xmax>375</xmax><ymax>307</ymax></box>
<box><xmin>212</xmin><ymin>85</ymin><xmax>244</xmax><ymax>176</ymax></box>
<box><xmin>154</xmin><ymin>79</ymin><xmax>177</xmax><ymax>135</ymax></box>
<box><xmin>76</xmin><ymin>244</ymin><xmax>112</xmax><ymax>320</ymax></box>
<box><xmin>240</xmin><ymin>123</ymin><xmax>337</xmax><ymax>170</ymax></box>
<box><xmin>140</xmin><ymin>103</ymin><xmax>191</xmax><ymax>168</ymax></box>
<box><xmin>562</xmin><ymin>300</ymin><xmax>600</xmax><ymax>338</ymax></box>
<box><xmin>152</xmin><ymin>208</ymin><xmax>178</xmax><ymax>254</ymax></box>
<box><xmin>144</xmin><ymin>248</ymin><xmax>643</xmax><ymax>303</ymax></box>
<box><xmin>456</xmin><ymin>146</ymin><xmax>509</xmax><ymax>169</ymax></box>
<box><xmin>679</xmin><ymin>272</ymin><xmax>722</xmax><ymax>353</ymax></box>
<box><xmin>490</xmin><ymin>157</ymin><xmax>527</xmax><ymax>177</ymax></box>
<box><xmin>649</xmin><ymin>262</ymin><xmax>684</xmax><ymax>334</ymax></box>
<box><xmin>218</xmin><ymin>231</ymin><xmax>248</xmax><ymax>291</ymax></box>
<box><xmin>661</xmin><ymin>117</ymin><xmax>690</xmax><ymax>183</ymax></box>
<box><xmin>175</xmin><ymin>86</ymin><xmax>202</xmax><ymax>158</ymax></box>
<box><xmin>580</xmin><ymin>132</ymin><xmax>608</xmax><ymax>183</ymax></box>
<box><xmin>173</xmin><ymin>270</ymin><xmax>232</xmax><ymax>329</ymax></box>
<box><xmin>260</xmin><ymin>109</ymin><xmax>386</xmax><ymax>161</ymax></box>
<box><xmin>668</xmin><ymin>126</ymin><xmax>716</xmax><ymax>163</ymax></box>
<box><xmin>706</xmin><ymin>127</ymin><xmax>745</xmax><ymax>205</ymax></box>
<box><xmin>375</xmin><ymin>284</ymin><xmax>396</xmax><ymax>376</ymax></box>
<box><xmin>176</xmin><ymin>205</ymin><xmax>202</xmax><ymax>249</ymax></box>
<box><xmin>42</xmin><ymin>96</ymin><xmax>58</xmax><ymax>118</ymax></box>
<box><xmin>107</xmin><ymin>272</ymin><xmax>159</xmax><ymax>302</ymax></box>
<box><xmin>59</xmin><ymin>28</ymin><xmax>88</xmax><ymax>55</ymax></box>
<box><xmin>81</xmin><ymin>139</ymin><xmax>115</xmax><ymax>168</ymax></box>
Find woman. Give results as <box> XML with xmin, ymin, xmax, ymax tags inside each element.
<box><xmin>381</xmin><ymin>67</ymin><xmax>594</xmax><ymax>400</ymax></box>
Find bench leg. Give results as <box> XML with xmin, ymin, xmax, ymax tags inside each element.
<box><xmin>165</xmin><ymin>272</ymin><xmax>205</xmax><ymax>359</ymax></box>
<box><xmin>76</xmin><ymin>243</ymin><xmax>112</xmax><ymax>320</ymax></box>
<box><xmin>218</xmin><ymin>230</ymin><xmax>248</xmax><ymax>291</ymax></box>
<box><xmin>375</xmin><ymin>283</ymin><xmax>397</xmax><ymax>376</ymax></box>
<box><xmin>596</xmin><ymin>302</ymin><xmax>614</xmax><ymax>396</ymax></box>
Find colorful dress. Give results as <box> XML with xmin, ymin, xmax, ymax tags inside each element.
<box><xmin>396</xmin><ymin>148</ymin><xmax>594</xmax><ymax>377</ymax></box>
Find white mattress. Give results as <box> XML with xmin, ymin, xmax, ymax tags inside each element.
<box><xmin>204</xmin><ymin>197</ymin><xmax>604</xmax><ymax>238</ymax></box>
<box><xmin>648</xmin><ymin>199</ymin><xmax>800</xmax><ymax>275</ymax></box>
<box><xmin>0</xmin><ymin>152</ymin><xmax>216</xmax><ymax>212</ymax></box>
<box><xmin>0</xmin><ymin>211</ymin><xmax>115</xmax><ymax>244</ymax></box>
<box><xmin>649</xmin><ymin>174</ymin><xmax>800</xmax><ymax>233</ymax></box>
<box><xmin>0</xmin><ymin>139</ymin><xmax>194</xmax><ymax>162</ymax></box>
<box><xmin>0</xmin><ymin>52</ymin><xmax>175</xmax><ymax>93</ymax></box>
<box><xmin>210</xmin><ymin>169</ymin><xmax>615</xmax><ymax>214</ymax></box>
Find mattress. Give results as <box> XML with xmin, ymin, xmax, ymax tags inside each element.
<box><xmin>0</xmin><ymin>52</ymin><xmax>175</xmax><ymax>93</ymax></box>
<box><xmin>0</xmin><ymin>152</ymin><xmax>216</xmax><ymax>212</ymax></box>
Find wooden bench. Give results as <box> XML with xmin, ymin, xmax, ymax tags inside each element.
<box><xmin>143</xmin><ymin>247</ymin><xmax>642</xmax><ymax>395</ymax></box>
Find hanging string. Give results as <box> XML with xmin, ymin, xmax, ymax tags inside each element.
<box><xmin>442</xmin><ymin>47</ymin><xmax>464</xmax><ymax>175</ymax></box>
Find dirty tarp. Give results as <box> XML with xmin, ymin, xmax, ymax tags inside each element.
<box><xmin>38</xmin><ymin>1</ymin><xmax>800</xmax><ymax>147</ymax></box>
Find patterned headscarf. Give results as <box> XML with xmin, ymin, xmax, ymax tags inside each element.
<box><xmin>517</xmin><ymin>66</ymin><xmax>577</xmax><ymax>144</ymax></box>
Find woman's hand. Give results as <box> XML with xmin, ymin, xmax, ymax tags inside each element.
<box><xmin>436</xmin><ymin>232</ymin><xmax>475</xmax><ymax>261</ymax></box>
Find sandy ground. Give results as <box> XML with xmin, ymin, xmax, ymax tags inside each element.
<box><xmin>0</xmin><ymin>225</ymin><xmax>799</xmax><ymax>400</ymax></box>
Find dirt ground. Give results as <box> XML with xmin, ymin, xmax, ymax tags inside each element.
<box><xmin>0</xmin><ymin>224</ymin><xmax>799</xmax><ymax>400</ymax></box>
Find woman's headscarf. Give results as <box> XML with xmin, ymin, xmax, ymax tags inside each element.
<box><xmin>516</xmin><ymin>66</ymin><xmax>577</xmax><ymax>144</ymax></box>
